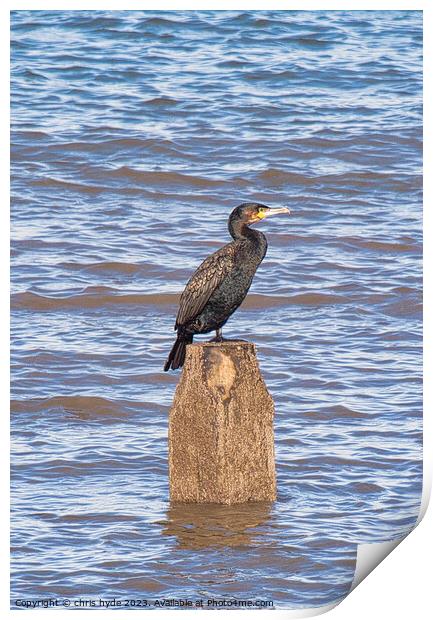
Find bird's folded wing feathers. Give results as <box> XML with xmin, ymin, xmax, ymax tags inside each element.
<box><xmin>175</xmin><ymin>247</ymin><xmax>236</xmax><ymax>329</ymax></box>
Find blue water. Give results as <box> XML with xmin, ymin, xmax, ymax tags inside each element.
<box><xmin>11</xmin><ymin>10</ymin><xmax>422</xmax><ymax>609</ymax></box>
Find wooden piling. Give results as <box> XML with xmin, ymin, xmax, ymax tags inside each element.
<box><xmin>168</xmin><ymin>341</ymin><xmax>277</xmax><ymax>504</ymax></box>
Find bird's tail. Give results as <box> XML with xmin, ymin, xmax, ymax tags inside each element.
<box><xmin>163</xmin><ymin>332</ymin><xmax>193</xmax><ymax>371</ymax></box>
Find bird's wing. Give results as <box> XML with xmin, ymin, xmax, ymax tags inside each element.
<box><xmin>175</xmin><ymin>244</ymin><xmax>236</xmax><ymax>329</ymax></box>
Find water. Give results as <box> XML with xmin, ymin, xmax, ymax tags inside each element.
<box><xmin>10</xmin><ymin>10</ymin><xmax>422</xmax><ymax>609</ymax></box>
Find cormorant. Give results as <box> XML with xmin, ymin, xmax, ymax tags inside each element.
<box><xmin>164</xmin><ymin>202</ymin><xmax>290</xmax><ymax>371</ymax></box>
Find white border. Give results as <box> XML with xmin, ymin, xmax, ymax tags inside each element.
<box><xmin>4</xmin><ymin>2</ymin><xmax>429</xmax><ymax>10</ymax></box>
<box><xmin>3</xmin><ymin>2</ymin><xmax>429</xmax><ymax>618</ymax></box>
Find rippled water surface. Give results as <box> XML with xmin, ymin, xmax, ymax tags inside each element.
<box><xmin>11</xmin><ymin>10</ymin><xmax>422</xmax><ymax>609</ymax></box>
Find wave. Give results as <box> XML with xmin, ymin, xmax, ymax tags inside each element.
<box><xmin>109</xmin><ymin>167</ymin><xmax>230</xmax><ymax>188</ymax></box>
<box><xmin>10</xmin><ymin>395</ymin><xmax>166</xmax><ymax>419</ymax></box>
<box><xmin>144</xmin><ymin>97</ymin><xmax>178</xmax><ymax>106</ymax></box>
<box><xmin>245</xmin><ymin>69</ymin><xmax>298</xmax><ymax>81</ymax></box>
<box><xmin>144</xmin><ymin>17</ymin><xmax>180</xmax><ymax>26</ymax></box>
<box><xmin>11</xmin><ymin>290</ymin><xmax>180</xmax><ymax>311</ymax></box>
<box><xmin>245</xmin><ymin>292</ymin><xmax>349</xmax><ymax>308</ymax></box>
<box><xmin>381</xmin><ymin>300</ymin><xmax>422</xmax><ymax>318</ymax></box>
<box><xmin>258</xmin><ymin>169</ymin><xmax>315</xmax><ymax>186</ymax></box>
<box><xmin>11</xmin><ymin>290</ymin><xmax>349</xmax><ymax>312</ymax></box>
<box><xmin>257</xmin><ymin>168</ymin><xmax>421</xmax><ymax>191</ymax></box>
<box><xmin>274</xmin><ymin>233</ymin><xmax>419</xmax><ymax>254</ymax></box>
<box><xmin>337</xmin><ymin>236</ymin><xmax>419</xmax><ymax>253</ymax></box>
<box><xmin>303</xmin><ymin>405</ymin><xmax>368</xmax><ymax>420</ymax></box>
<box><xmin>62</xmin><ymin>15</ymin><xmax>122</xmax><ymax>29</ymax></box>
<box><xmin>62</xmin><ymin>261</ymin><xmax>149</xmax><ymax>275</ymax></box>
<box><xmin>296</xmin><ymin>36</ymin><xmax>336</xmax><ymax>47</ymax></box>
<box><xmin>42</xmin><ymin>137</ymin><xmax>182</xmax><ymax>157</ymax></box>
<box><xmin>31</xmin><ymin>168</ymin><xmax>229</xmax><ymax>195</ymax></box>
<box><xmin>31</xmin><ymin>177</ymin><xmax>106</xmax><ymax>194</ymax></box>
<box><xmin>352</xmin><ymin>482</ymin><xmax>384</xmax><ymax>494</ymax></box>
<box><xmin>11</xmin><ymin>395</ymin><xmax>126</xmax><ymax>417</ymax></box>
<box><xmin>13</xmin><ymin>130</ymin><xmax>51</xmax><ymax>141</ymax></box>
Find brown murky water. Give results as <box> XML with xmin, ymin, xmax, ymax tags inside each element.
<box><xmin>11</xmin><ymin>10</ymin><xmax>422</xmax><ymax>609</ymax></box>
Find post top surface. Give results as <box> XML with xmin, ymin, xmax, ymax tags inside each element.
<box><xmin>188</xmin><ymin>340</ymin><xmax>255</xmax><ymax>349</ymax></box>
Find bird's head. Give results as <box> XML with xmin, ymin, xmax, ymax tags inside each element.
<box><xmin>231</xmin><ymin>202</ymin><xmax>291</xmax><ymax>225</ymax></box>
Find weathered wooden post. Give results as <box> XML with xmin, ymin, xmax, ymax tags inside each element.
<box><xmin>168</xmin><ymin>341</ymin><xmax>276</xmax><ymax>504</ymax></box>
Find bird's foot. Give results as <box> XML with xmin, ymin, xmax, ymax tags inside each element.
<box><xmin>210</xmin><ymin>328</ymin><xmax>225</xmax><ymax>343</ymax></box>
<box><xmin>209</xmin><ymin>335</ymin><xmax>226</xmax><ymax>343</ymax></box>
<box><xmin>208</xmin><ymin>336</ymin><xmax>249</xmax><ymax>343</ymax></box>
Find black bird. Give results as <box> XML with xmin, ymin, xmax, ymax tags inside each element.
<box><xmin>164</xmin><ymin>203</ymin><xmax>290</xmax><ymax>371</ymax></box>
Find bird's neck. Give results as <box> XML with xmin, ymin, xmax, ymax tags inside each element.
<box><xmin>228</xmin><ymin>220</ymin><xmax>267</xmax><ymax>259</ymax></box>
<box><xmin>229</xmin><ymin>220</ymin><xmax>261</xmax><ymax>243</ymax></box>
